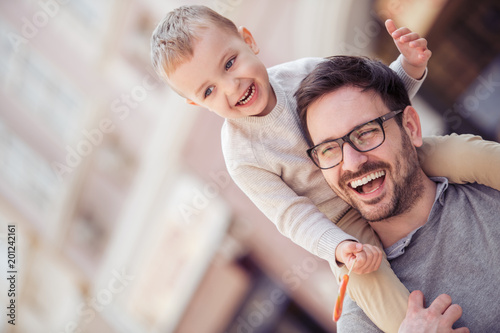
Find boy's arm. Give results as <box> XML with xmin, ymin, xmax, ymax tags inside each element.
<box><xmin>419</xmin><ymin>134</ymin><xmax>500</xmax><ymax>191</ymax></box>
<box><xmin>389</xmin><ymin>56</ymin><xmax>425</xmax><ymax>100</ymax></box>
<box><xmin>227</xmin><ymin>162</ymin><xmax>356</xmax><ymax>265</ymax></box>
<box><xmin>386</xmin><ymin>19</ymin><xmax>431</xmax><ymax>99</ymax></box>
<box><xmin>386</xmin><ymin>19</ymin><xmax>431</xmax><ymax>81</ymax></box>
<box><xmin>230</xmin><ymin>160</ymin><xmax>385</xmax><ymax>273</ymax></box>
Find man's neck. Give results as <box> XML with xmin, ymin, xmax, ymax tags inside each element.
<box><xmin>369</xmin><ymin>174</ymin><xmax>437</xmax><ymax>248</ymax></box>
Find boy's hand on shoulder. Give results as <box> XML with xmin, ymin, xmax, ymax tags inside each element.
<box><xmin>385</xmin><ymin>19</ymin><xmax>432</xmax><ymax>80</ymax></box>
<box><xmin>336</xmin><ymin>241</ymin><xmax>383</xmax><ymax>274</ymax></box>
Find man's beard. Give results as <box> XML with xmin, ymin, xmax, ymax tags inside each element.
<box><xmin>338</xmin><ymin>131</ymin><xmax>424</xmax><ymax>222</ymax></box>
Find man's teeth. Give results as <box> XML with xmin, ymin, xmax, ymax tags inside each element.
<box><xmin>238</xmin><ymin>85</ymin><xmax>255</xmax><ymax>105</ymax></box>
<box><xmin>350</xmin><ymin>171</ymin><xmax>385</xmax><ymax>189</ymax></box>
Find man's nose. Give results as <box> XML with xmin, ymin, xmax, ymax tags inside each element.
<box><xmin>341</xmin><ymin>143</ymin><xmax>368</xmax><ymax>172</ymax></box>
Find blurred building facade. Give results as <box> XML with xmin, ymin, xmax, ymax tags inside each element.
<box><xmin>0</xmin><ymin>0</ymin><xmax>498</xmax><ymax>332</ymax></box>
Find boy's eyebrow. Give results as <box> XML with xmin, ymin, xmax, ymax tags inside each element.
<box><xmin>194</xmin><ymin>80</ymin><xmax>209</xmax><ymax>98</ymax></box>
<box><xmin>194</xmin><ymin>48</ymin><xmax>233</xmax><ymax>98</ymax></box>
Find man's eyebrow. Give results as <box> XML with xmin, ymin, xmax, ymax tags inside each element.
<box><xmin>317</xmin><ymin>117</ymin><xmax>376</xmax><ymax>145</ymax></box>
<box><xmin>316</xmin><ymin>128</ymin><xmax>352</xmax><ymax>145</ymax></box>
<box><xmin>316</xmin><ymin>135</ymin><xmax>342</xmax><ymax>146</ymax></box>
<box><xmin>194</xmin><ymin>48</ymin><xmax>233</xmax><ymax>98</ymax></box>
<box><xmin>314</xmin><ymin>126</ymin><xmax>355</xmax><ymax>146</ymax></box>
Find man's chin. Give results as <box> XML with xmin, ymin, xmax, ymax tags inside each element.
<box><xmin>352</xmin><ymin>202</ymin><xmax>393</xmax><ymax>222</ymax></box>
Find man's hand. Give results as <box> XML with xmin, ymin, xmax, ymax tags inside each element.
<box><xmin>399</xmin><ymin>290</ymin><xmax>470</xmax><ymax>333</ymax></box>
<box><xmin>335</xmin><ymin>241</ymin><xmax>383</xmax><ymax>274</ymax></box>
<box><xmin>385</xmin><ymin>19</ymin><xmax>432</xmax><ymax>80</ymax></box>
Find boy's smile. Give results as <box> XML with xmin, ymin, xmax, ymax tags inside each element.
<box><xmin>167</xmin><ymin>25</ymin><xmax>276</xmax><ymax>119</ymax></box>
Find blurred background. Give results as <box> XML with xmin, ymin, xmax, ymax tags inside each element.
<box><xmin>0</xmin><ymin>0</ymin><xmax>499</xmax><ymax>332</ymax></box>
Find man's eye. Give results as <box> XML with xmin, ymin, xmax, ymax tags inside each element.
<box><xmin>225</xmin><ymin>58</ymin><xmax>235</xmax><ymax>70</ymax></box>
<box><xmin>204</xmin><ymin>86</ymin><xmax>214</xmax><ymax>98</ymax></box>
<box><xmin>358</xmin><ymin>129</ymin><xmax>377</xmax><ymax>138</ymax></box>
<box><xmin>320</xmin><ymin>144</ymin><xmax>339</xmax><ymax>156</ymax></box>
<box><xmin>357</xmin><ymin>125</ymin><xmax>380</xmax><ymax>138</ymax></box>
<box><xmin>321</xmin><ymin>147</ymin><xmax>332</xmax><ymax>155</ymax></box>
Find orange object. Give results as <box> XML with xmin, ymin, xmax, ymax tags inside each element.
<box><xmin>333</xmin><ymin>274</ymin><xmax>349</xmax><ymax>322</ymax></box>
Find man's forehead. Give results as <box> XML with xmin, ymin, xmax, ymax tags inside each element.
<box><xmin>315</xmin><ymin>87</ymin><xmax>380</xmax><ymax>111</ymax></box>
<box><xmin>308</xmin><ymin>87</ymin><xmax>385</xmax><ymax>138</ymax></box>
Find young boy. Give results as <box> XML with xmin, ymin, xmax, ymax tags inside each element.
<box><xmin>151</xmin><ymin>5</ymin><xmax>500</xmax><ymax>332</ymax></box>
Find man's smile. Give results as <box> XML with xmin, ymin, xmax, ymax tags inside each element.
<box><xmin>349</xmin><ymin>170</ymin><xmax>386</xmax><ymax>195</ymax></box>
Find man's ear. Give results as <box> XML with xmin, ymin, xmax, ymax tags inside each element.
<box><xmin>402</xmin><ymin>106</ymin><xmax>423</xmax><ymax>147</ymax></box>
<box><xmin>186</xmin><ymin>99</ymin><xmax>198</xmax><ymax>106</ymax></box>
<box><xmin>238</xmin><ymin>26</ymin><xmax>259</xmax><ymax>54</ymax></box>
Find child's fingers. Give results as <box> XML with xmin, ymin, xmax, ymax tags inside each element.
<box><xmin>419</xmin><ymin>49</ymin><xmax>432</xmax><ymax>60</ymax></box>
<box><xmin>374</xmin><ymin>249</ymin><xmax>383</xmax><ymax>270</ymax></box>
<box><xmin>337</xmin><ymin>241</ymin><xmax>363</xmax><ymax>264</ymax></box>
<box><xmin>342</xmin><ymin>242</ymin><xmax>362</xmax><ymax>254</ymax></box>
<box><xmin>353</xmin><ymin>245</ymin><xmax>383</xmax><ymax>274</ymax></box>
<box><xmin>352</xmin><ymin>251</ymin><xmax>367</xmax><ymax>268</ymax></box>
<box><xmin>364</xmin><ymin>245</ymin><xmax>382</xmax><ymax>272</ymax></box>
<box><xmin>408</xmin><ymin>38</ymin><xmax>428</xmax><ymax>49</ymax></box>
<box><xmin>391</xmin><ymin>26</ymin><xmax>412</xmax><ymax>39</ymax></box>
<box><xmin>399</xmin><ymin>32</ymin><xmax>421</xmax><ymax>43</ymax></box>
<box><xmin>385</xmin><ymin>19</ymin><xmax>397</xmax><ymax>35</ymax></box>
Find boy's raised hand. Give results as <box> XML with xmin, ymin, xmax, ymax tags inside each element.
<box><xmin>336</xmin><ymin>241</ymin><xmax>383</xmax><ymax>275</ymax></box>
<box><xmin>385</xmin><ymin>19</ymin><xmax>432</xmax><ymax>80</ymax></box>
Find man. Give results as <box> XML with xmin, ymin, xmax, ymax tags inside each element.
<box><xmin>295</xmin><ymin>55</ymin><xmax>500</xmax><ymax>332</ymax></box>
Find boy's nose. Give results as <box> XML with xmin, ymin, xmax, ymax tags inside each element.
<box><xmin>341</xmin><ymin>143</ymin><xmax>368</xmax><ymax>172</ymax></box>
<box><xmin>222</xmin><ymin>76</ymin><xmax>239</xmax><ymax>95</ymax></box>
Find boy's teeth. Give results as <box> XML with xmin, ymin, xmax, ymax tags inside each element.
<box><xmin>350</xmin><ymin>171</ymin><xmax>385</xmax><ymax>189</ymax></box>
<box><xmin>238</xmin><ymin>84</ymin><xmax>255</xmax><ymax>105</ymax></box>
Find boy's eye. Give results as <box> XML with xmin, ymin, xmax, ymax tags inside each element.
<box><xmin>204</xmin><ymin>86</ymin><xmax>214</xmax><ymax>98</ymax></box>
<box><xmin>225</xmin><ymin>58</ymin><xmax>235</xmax><ymax>70</ymax></box>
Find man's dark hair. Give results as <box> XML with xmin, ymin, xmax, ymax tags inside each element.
<box><xmin>295</xmin><ymin>56</ymin><xmax>412</xmax><ymax>145</ymax></box>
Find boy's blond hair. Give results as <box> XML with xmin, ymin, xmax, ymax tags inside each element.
<box><xmin>151</xmin><ymin>5</ymin><xmax>239</xmax><ymax>81</ymax></box>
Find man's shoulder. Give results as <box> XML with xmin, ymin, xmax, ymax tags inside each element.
<box><xmin>441</xmin><ymin>181</ymin><xmax>500</xmax><ymax>215</ymax></box>
<box><xmin>267</xmin><ymin>57</ymin><xmax>326</xmax><ymax>107</ymax></box>
<box><xmin>447</xmin><ymin>181</ymin><xmax>500</xmax><ymax>198</ymax></box>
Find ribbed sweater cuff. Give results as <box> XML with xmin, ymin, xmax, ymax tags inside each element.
<box><xmin>391</xmin><ymin>54</ymin><xmax>428</xmax><ymax>93</ymax></box>
<box><xmin>317</xmin><ymin>228</ymin><xmax>358</xmax><ymax>268</ymax></box>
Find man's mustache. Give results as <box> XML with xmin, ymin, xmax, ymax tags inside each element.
<box><xmin>339</xmin><ymin>161</ymin><xmax>391</xmax><ymax>186</ymax></box>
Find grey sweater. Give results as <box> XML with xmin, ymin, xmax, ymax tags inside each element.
<box><xmin>338</xmin><ymin>178</ymin><xmax>500</xmax><ymax>332</ymax></box>
<box><xmin>221</xmin><ymin>55</ymin><xmax>424</xmax><ymax>264</ymax></box>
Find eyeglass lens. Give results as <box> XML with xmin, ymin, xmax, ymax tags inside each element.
<box><xmin>313</xmin><ymin>120</ymin><xmax>384</xmax><ymax>168</ymax></box>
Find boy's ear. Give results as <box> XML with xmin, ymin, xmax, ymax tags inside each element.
<box><xmin>238</xmin><ymin>26</ymin><xmax>259</xmax><ymax>54</ymax></box>
<box><xmin>185</xmin><ymin>99</ymin><xmax>198</xmax><ymax>106</ymax></box>
<box><xmin>402</xmin><ymin>106</ymin><xmax>423</xmax><ymax>147</ymax></box>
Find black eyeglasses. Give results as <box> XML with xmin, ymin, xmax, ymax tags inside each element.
<box><xmin>307</xmin><ymin>109</ymin><xmax>403</xmax><ymax>169</ymax></box>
